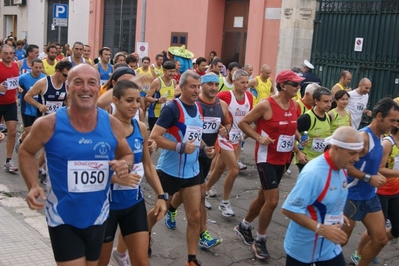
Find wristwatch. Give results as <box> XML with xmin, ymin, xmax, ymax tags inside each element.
<box><xmin>363</xmin><ymin>174</ymin><xmax>371</xmax><ymax>183</ymax></box>
<box><xmin>155</xmin><ymin>98</ymin><xmax>159</xmax><ymax>103</ymax></box>
<box><xmin>158</xmin><ymin>193</ymin><xmax>169</xmax><ymax>201</ymax></box>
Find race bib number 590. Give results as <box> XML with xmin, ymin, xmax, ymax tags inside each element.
<box><xmin>67</xmin><ymin>161</ymin><xmax>109</xmax><ymax>193</ymax></box>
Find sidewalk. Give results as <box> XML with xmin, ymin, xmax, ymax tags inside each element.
<box><xmin>0</xmin><ymin>195</ymin><xmax>53</xmax><ymax>266</ymax></box>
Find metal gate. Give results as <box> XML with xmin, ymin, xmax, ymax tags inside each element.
<box><xmin>311</xmin><ymin>0</ymin><xmax>399</xmax><ymax>109</ymax></box>
<box><xmin>103</xmin><ymin>0</ymin><xmax>137</xmax><ymax>55</ymax></box>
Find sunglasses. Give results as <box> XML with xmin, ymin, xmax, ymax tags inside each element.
<box><xmin>61</xmin><ymin>73</ymin><xmax>68</xmax><ymax>78</ymax></box>
<box><xmin>285</xmin><ymin>81</ymin><xmax>300</xmax><ymax>87</ymax></box>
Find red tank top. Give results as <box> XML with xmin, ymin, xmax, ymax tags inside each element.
<box><xmin>0</xmin><ymin>61</ymin><xmax>19</xmax><ymax>104</ymax></box>
<box><xmin>255</xmin><ymin>97</ymin><xmax>297</xmax><ymax>165</ymax></box>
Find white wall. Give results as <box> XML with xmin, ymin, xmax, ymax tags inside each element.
<box><xmin>67</xmin><ymin>0</ymin><xmax>90</xmax><ymax>44</ymax></box>
<box><xmin>26</xmin><ymin>1</ymin><xmax>46</xmax><ymax>47</ymax></box>
<box><xmin>1</xmin><ymin>4</ymin><xmax>29</xmax><ymax>41</ymax></box>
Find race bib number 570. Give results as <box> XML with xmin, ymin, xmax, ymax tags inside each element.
<box><xmin>67</xmin><ymin>161</ymin><xmax>109</xmax><ymax>193</ymax></box>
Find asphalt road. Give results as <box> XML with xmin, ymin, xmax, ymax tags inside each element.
<box><xmin>0</xmin><ymin>124</ymin><xmax>398</xmax><ymax>265</ymax></box>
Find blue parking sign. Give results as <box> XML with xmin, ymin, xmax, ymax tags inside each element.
<box><xmin>53</xmin><ymin>4</ymin><xmax>68</xmax><ymax>26</ymax></box>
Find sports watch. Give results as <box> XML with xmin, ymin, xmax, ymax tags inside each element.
<box><xmin>158</xmin><ymin>193</ymin><xmax>169</xmax><ymax>201</ymax></box>
<box><xmin>363</xmin><ymin>174</ymin><xmax>371</xmax><ymax>183</ymax></box>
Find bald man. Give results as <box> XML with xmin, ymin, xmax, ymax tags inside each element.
<box><xmin>346</xmin><ymin>78</ymin><xmax>372</xmax><ymax>129</ymax></box>
<box><xmin>248</xmin><ymin>64</ymin><xmax>274</xmax><ymax>106</ymax></box>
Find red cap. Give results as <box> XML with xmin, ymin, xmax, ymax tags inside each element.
<box><xmin>276</xmin><ymin>70</ymin><xmax>305</xmax><ymax>84</ymax></box>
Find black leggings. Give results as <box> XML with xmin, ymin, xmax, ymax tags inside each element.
<box><xmin>286</xmin><ymin>253</ymin><xmax>346</xmax><ymax>266</ymax></box>
<box><xmin>378</xmin><ymin>193</ymin><xmax>399</xmax><ymax>237</ymax></box>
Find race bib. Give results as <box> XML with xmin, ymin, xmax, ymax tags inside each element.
<box><xmin>203</xmin><ymin>117</ymin><xmax>221</xmax><ymax>134</ymax></box>
<box><xmin>45</xmin><ymin>101</ymin><xmax>63</xmax><ymax>114</ymax></box>
<box><xmin>229</xmin><ymin>129</ymin><xmax>242</xmax><ymax>143</ymax></box>
<box><xmin>113</xmin><ymin>162</ymin><xmax>144</xmax><ymax>190</ymax></box>
<box><xmin>276</xmin><ymin>135</ymin><xmax>295</xmax><ymax>152</ymax></box>
<box><xmin>67</xmin><ymin>161</ymin><xmax>109</xmax><ymax>193</ymax></box>
<box><xmin>324</xmin><ymin>212</ymin><xmax>344</xmax><ymax>226</ymax></box>
<box><xmin>356</xmin><ymin>103</ymin><xmax>364</xmax><ymax>112</ymax></box>
<box><xmin>182</xmin><ymin>125</ymin><xmax>203</xmax><ymax>146</ymax></box>
<box><xmin>6</xmin><ymin>77</ymin><xmax>18</xmax><ymax>90</ymax></box>
<box><xmin>142</xmin><ymin>84</ymin><xmax>150</xmax><ymax>92</ymax></box>
<box><xmin>393</xmin><ymin>156</ymin><xmax>399</xmax><ymax>170</ymax></box>
<box><xmin>311</xmin><ymin>138</ymin><xmax>326</xmax><ymax>152</ymax></box>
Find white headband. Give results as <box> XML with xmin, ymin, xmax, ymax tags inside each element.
<box><xmin>324</xmin><ymin>136</ymin><xmax>364</xmax><ymax>150</ymax></box>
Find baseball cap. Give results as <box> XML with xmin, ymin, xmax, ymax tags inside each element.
<box><xmin>276</xmin><ymin>70</ymin><xmax>305</xmax><ymax>83</ymax></box>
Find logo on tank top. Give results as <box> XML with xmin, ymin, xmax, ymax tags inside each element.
<box><xmin>234</xmin><ymin>108</ymin><xmax>246</xmax><ymax>116</ymax></box>
<box><xmin>133</xmin><ymin>139</ymin><xmax>142</xmax><ymax>153</ymax></box>
<box><xmin>284</xmin><ymin>112</ymin><xmax>293</xmax><ymax>117</ymax></box>
<box><xmin>94</xmin><ymin>142</ymin><xmax>112</xmax><ymax>159</ymax></box>
<box><xmin>79</xmin><ymin>138</ymin><xmax>92</xmax><ymax>144</ymax></box>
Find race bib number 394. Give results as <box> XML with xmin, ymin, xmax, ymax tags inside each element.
<box><xmin>67</xmin><ymin>161</ymin><xmax>109</xmax><ymax>193</ymax></box>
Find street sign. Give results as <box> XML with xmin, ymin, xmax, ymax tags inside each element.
<box><xmin>136</xmin><ymin>42</ymin><xmax>149</xmax><ymax>58</ymax></box>
<box><xmin>53</xmin><ymin>4</ymin><xmax>68</xmax><ymax>27</ymax></box>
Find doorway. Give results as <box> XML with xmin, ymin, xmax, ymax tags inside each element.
<box><xmin>221</xmin><ymin>0</ymin><xmax>249</xmax><ymax>67</ymax></box>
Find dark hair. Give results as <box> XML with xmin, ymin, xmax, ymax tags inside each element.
<box><xmin>98</xmin><ymin>47</ymin><xmax>110</xmax><ymax>56</ymax></box>
<box><xmin>163</xmin><ymin>60</ymin><xmax>176</xmax><ymax>70</ymax></box>
<box><xmin>72</xmin><ymin>41</ymin><xmax>84</xmax><ymax>48</ymax></box>
<box><xmin>391</xmin><ymin>126</ymin><xmax>399</xmax><ymax>135</ymax></box>
<box><xmin>31</xmin><ymin>58</ymin><xmax>43</xmax><ymax>67</ymax></box>
<box><xmin>26</xmin><ymin>44</ymin><xmax>39</xmax><ymax>56</ymax></box>
<box><xmin>334</xmin><ymin>90</ymin><xmax>350</xmax><ymax>100</ymax></box>
<box><xmin>155</xmin><ymin>54</ymin><xmax>163</xmax><ymax>60</ymax></box>
<box><xmin>16</xmin><ymin>40</ymin><xmax>24</xmax><ymax>46</ymax></box>
<box><xmin>113</xmin><ymin>79</ymin><xmax>140</xmax><ymax>99</ymax></box>
<box><xmin>313</xmin><ymin>87</ymin><xmax>332</xmax><ymax>101</ymax></box>
<box><xmin>372</xmin><ymin>97</ymin><xmax>399</xmax><ymax>119</ymax></box>
<box><xmin>55</xmin><ymin>60</ymin><xmax>72</xmax><ymax>72</ymax></box>
<box><xmin>210</xmin><ymin>51</ymin><xmax>217</xmax><ymax>56</ymax></box>
<box><xmin>211</xmin><ymin>58</ymin><xmax>223</xmax><ymax>66</ymax></box>
<box><xmin>196</xmin><ymin>57</ymin><xmax>207</xmax><ymax>66</ymax></box>
<box><xmin>227</xmin><ymin>62</ymin><xmax>241</xmax><ymax>71</ymax></box>
<box><xmin>46</xmin><ymin>44</ymin><xmax>57</xmax><ymax>53</ymax></box>
<box><xmin>126</xmin><ymin>55</ymin><xmax>137</xmax><ymax>64</ymax></box>
<box><xmin>142</xmin><ymin>56</ymin><xmax>150</xmax><ymax>63</ymax></box>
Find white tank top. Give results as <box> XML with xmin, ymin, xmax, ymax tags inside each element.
<box><xmin>227</xmin><ymin>90</ymin><xmax>250</xmax><ymax>143</ymax></box>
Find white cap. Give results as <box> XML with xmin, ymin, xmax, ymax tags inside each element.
<box><xmin>192</xmin><ymin>58</ymin><xmax>197</xmax><ymax>64</ymax></box>
<box><xmin>303</xmin><ymin>59</ymin><xmax>314</xmax><ymax>70</ymax></box>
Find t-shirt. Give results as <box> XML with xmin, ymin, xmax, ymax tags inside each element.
<box><xmin>346</xmin><ymin>90</ymin><xmax>369</xmax><ymax>129</ymax></box>
<box><xmin>283</xmin><ymin>151</ymin><xmax>347</xmax><ymax>263</ymax></box>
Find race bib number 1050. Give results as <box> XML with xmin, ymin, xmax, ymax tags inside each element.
<box><xmin>67</xmin><ymin>161</ymin><xmax>109</xmax><ymax>193</ymax></box>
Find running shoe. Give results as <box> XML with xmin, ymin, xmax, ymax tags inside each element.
<box><xmin>164</xmin><ymin>210</ymin><xmax>177</xmax><ymax>229</ymax></box>
<box><xmin>4</xmin><ymin>161</ymin><xmax>18</xmax><ymax>173</ymax></box>
<box><xmin>112</xmin><ymin>248</ymin><xmax>131</xmax><ymax>266</ymax></box>
<box><xmin>199</xmin><ymin>230</ymin><xmax>222</xmax><ymax>249</ymax></box>
<box><xmin>38</xmin><ymin>169</ymin><xmax>47</xmax><ymax>184</ymax></box>
<box><xmin>204</xmin><ymin>195</ymin><xmax>212</xmax><ymax>210</ymax></box>
<box><xmin>350</xmin><ymin>250</ymin><xmax>378</xmax><ymax>265</ymax></box>
<box><xmin>238</xmin><ymin>161</ymin><xmax>247</xmax><ymax>170</ymax></box>
<box><xmin>234</xmin><ymin>223</ymin><xmax>254</xmax><ymax>245</ymax></box>
<box><xmin>252</xmin><ymin>239</ymin><xmax>270</xmax><ymax>260</ymax></box>
<box><xmin>0</xmin><ymin>124</ymin><xmax>6</xmax><ymax>132</ymax></box>
<box><xmin>185</xmin><ymin>258</ymin><xmax>202</xmax><ymax>266</ymax></box>
<box><xmin>218</xmin><ymin>201</ymin><xmax>235</xmax><ymax>217</ymax></box>
<box><xmin>208</xmin><ymin>185</ymin><xmax>217</xmax><ymax>197</ymax></box>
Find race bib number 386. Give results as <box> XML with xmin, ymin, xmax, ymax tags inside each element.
<box><xmin>67</xmin><ymin>161</ymin><xmax>109</xmax><ymax>193</ymax></box>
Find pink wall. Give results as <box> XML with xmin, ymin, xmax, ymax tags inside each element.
<box><xmin>136</xmin><ymin>0</ymin><xmax>214</xmax><ymax>62</ymax></box>
<box><xmin>88</xmin><ymin>0</ymin><xmax>104</xmax><ymax>59</ymax></box>
<box><xmin>204</xmin><ymin>0</ymin><xmax>225</xmax><ymax>62</ymax></box>
<box><xmin>246</xmin><ymin>0</ymin><xmax>281</xmax><ymax>79</ymax></box>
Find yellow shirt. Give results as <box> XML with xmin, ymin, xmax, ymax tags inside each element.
<box><xmin>253</xmin><ymin>76</ymin><xmax>272</xmax><ymax>105</ymax></box>
<box><xmin>137</xmin><ymin>67</ymin><xmax>153</xmax><ymax>93</ymax></box>
<box><xmin>42</xmin><ymin>59</ymin><xmax>57</xmax><ymax>75</ymax></box>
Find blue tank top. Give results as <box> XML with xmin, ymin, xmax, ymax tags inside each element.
<box><xmin>44</xmin><ymin>107</ymin><xmax>117</xmax><ymax>229</ymax></box>
<box><xmin>20</xmin><ymin>58</ymin><xmax>31</xmax><ymax>74</ymax></box>
<box><xmin>98</xmin><ymin>62</ymin><xmax>113</xmax><ymax>85</ymax></box>
<box><xmin>68</xmin><ymin>56</ymin><xmax>85</xmax><ymax>66</ymax></box>
<box><xmin>347</xmin><ymin>126</ymin><xmax>383</xmax><ymax>200</ymax></box>
<box><xmin>156</xmin><ymin>99</ymin><xmax>203</xmax><ymax>178</ymax></box>
<box><xmin>197</xmin><ymin>97</ymin><xmax>224</xmax><ymax>158</ymax></box>
<box><xmin>110</xmin><ymin>119</ymin><xmax>144</xmax><ymax>210</ymax></box>
<box><xmin>41</xmin><ymin>76</ymin><xmax>67</xmax><ymax>114</ymax></box>
<box><xmin>18</xmin><ymin>72</ymin><xmax>46</xmax><ymax>116</ymax></box>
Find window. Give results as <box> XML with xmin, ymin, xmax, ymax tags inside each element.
<box><xmin>171</xmin><ymin>32</ymin><xmax>188</xmax><ymax>47</ymax></box>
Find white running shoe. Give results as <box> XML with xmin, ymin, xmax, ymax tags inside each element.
<box><xmin>205</xmin><ymin>195</ymin><xmax>212</xmax><ymax>210</ymax></box>
<box><xmin>4</xmin><ymin>161</ymin><xmax>18</xmax><ymax>173</ymax></box>
<box><xmin>218</xmin><ymin>202</ymin><xmax>235</xmax><ymax>217</ymax></box>
<box><xmin>112</xmin><ymin>248</ymin><xmax>131</xmax><ymax>266</ymax></box>
<box><xmin>237</xmin><ymin>161</ymin><xmax>247</xmax><ymax>170</ymax></box>
<box><xmin>208</xmin><ymin>185</ymin><xmax>217</xmax><ymax>197</ymax></box>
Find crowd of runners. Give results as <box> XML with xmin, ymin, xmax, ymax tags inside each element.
<box><xmin>0</xmin><ymin>39</ymin><xmax>398</xmax><ymax>266</ymax></box>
